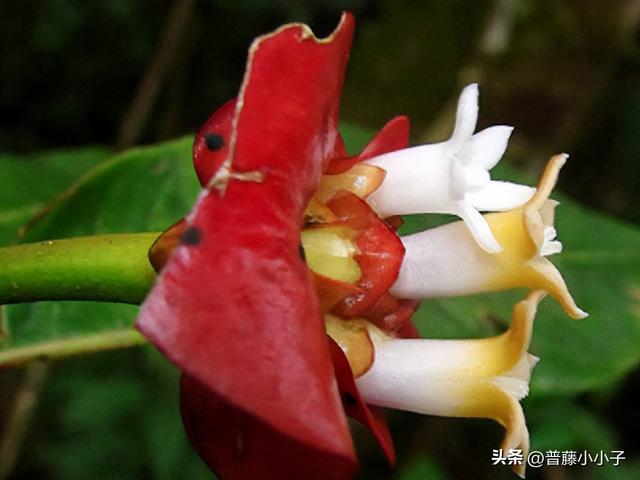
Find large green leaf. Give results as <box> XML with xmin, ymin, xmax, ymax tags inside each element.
<box><xmin>0</xmin><ymin>137</ymin><xmax>198</xmax><ymax>364</ymax></box>
<box><xmin>20</xmin><ymin>138</ymin><xmax>196</xmax><ymax>239</ymax></box>
<box><xmin>0</xmin><ymin>147</ymin><xmax>109</xmax><ymax>243</ymax></box>
<box><xmin>30</xmin><ymin>347</ymin><xmax>211</xmax><ymax>480</ymax></box>
<box><xmin>527</xmin><ymin>398</ymin><xmax>616</xmax><ymax>453</ymax></box>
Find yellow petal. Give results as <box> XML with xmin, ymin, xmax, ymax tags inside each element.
<box><xmin>525</xmin><ymin>154</ymin><xmax>567</xmax><ymax>212</ymax></box>
<box><xmin>457</xmin><ymin>383</ymin><xmax>530</xmax><ymax>478</ymax></box>
<box><xmin>470</xmin><ymin>290</ymin><xmax>544</xmax><ymax>373</ymax></box>
<box><xmin>523</xmin><ymin>154</ymin><xmax>565</xmax><ymax>251</ymax></box>
<box><xmin>526</xmin><ymin>258</ymin><xmax>588</xmax><ymax>319</ymax></box>
<box><xmin>456</xmin><ymin>292</ymin><xmax>544</xmax><ymax>477</ymax></box>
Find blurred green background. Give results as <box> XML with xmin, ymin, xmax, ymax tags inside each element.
<box><xmin>1</xmin><ymin>1</ymin><xmax>640</xmax><ymax>479</ymax></box>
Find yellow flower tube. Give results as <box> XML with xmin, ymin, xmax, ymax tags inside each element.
<box><xmin>390</xmin><ymin>154</ymin><xmax>587</xmax><ymax>319</ymax></box>
<box><xmin>356</xmin><ymin>291</ymin><xmax>546</xmax><ymax>478</ymax></box>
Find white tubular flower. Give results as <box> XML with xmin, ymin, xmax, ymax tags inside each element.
<box><xmin>390</xmin><ymin>154</ymin><xmax>588</xmax><ymax>320</ymax></box>
<box><xmin>356</xmin><ymin>291</ymin><xmax>545</xmax><ymax>478</ymax></box>
<box><xmin>365</xmin><ymin>83</ymin><xmax>535</xmax><ymax>254</ymax></box>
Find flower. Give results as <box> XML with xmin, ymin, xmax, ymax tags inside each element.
<box><xmin>365</xmin><ymin>83</ymin><xmax>536</xmax><ymax>253</ymax></box>
<box><xmin>356</xmin><ymin>290</ymin><xmax>544</xmax><ymax>478</ymax></box>
<box><xmin>390</xmin><ymin>154</ymin><xmax>588</xmax><ymax>319</ymax></box>
<box><xmin>136</xmin><ymin>12</ymin><xmax>586</xmax><ymax>480</ymax></box>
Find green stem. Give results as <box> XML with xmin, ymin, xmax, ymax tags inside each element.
<box><xmin>0</xmin><ymin>233</ymin><xmax>159</xmax><ymax>305</ymax></box>
<box><xmin>0</xmin><ymin>330</ymin><xmax>147</xmax><ymax>366</ymax></box>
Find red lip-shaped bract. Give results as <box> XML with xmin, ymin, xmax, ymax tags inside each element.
<box><xmin>136</xmin><ymin>13</ymin><xmax>360</xmax><ymax>480</ymax></box>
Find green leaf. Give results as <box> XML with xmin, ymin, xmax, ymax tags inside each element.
<box><xmin>20</xmin><ymin>137</ymin><xmax>196</xmax><ymax>239</ymax></box>
<box><xmin>0</xmin><ymin>147</ymin><xmax>109</xmax><ymax>243</ymax></box>
<box><xmin>34</xmin><ymin>347</ymin><xmax>211</xmax><ymax>480</ymax></box>
<box><xmin>393</xmin><ymin>456</ymin><xmax>447</xmax><ymax>480</ymax></box>
<box><xmin>0</xmin><ymin>137</ymin><xmax>198</xmax><ymax>365</ymax></box>
<box><xmin>527</xmin><ymin>398</ymin><xmax>616</xmax><ymax>452</ymax></box>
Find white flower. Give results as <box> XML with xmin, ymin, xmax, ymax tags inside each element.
<box><xmin>365</xmin><ymin>83</ymin><xmax>535</xmax><ymax>253</ymax></box>
<box><xmin>356</xmin><ymin>291</ymin><xmax>546</xmax><ymax>478</ymax></box>
<box><xmin>389</xmin><ymin>154</ymin><xmax>588</xmax><ymax>319</ymax></box>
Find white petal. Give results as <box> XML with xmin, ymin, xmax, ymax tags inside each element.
<box><xmin>492</xmin><ymin>354</ymin><xmax>539</xmax><ymax>401</ymax></box>
<box><xmin>544</xmin><ymin>226</ymin><xmax>557</xmax><ymax>242</ymax></box>
<box><xmin>355</xmin><ymin>333</ymin><xmax>483</xmax><ymax>417</ymax></box>
<box><xmin>450</xmin><ymin>160</ymin><xmax>491</xmax><ymax>201</ymax></box>
<box><xmin>365</xmin><ymin>143</ymin><xmax>454</xmax><ymax>216</ymax></box>
<box><xmin>462</xmin><ymin>165</ymin><xmax>491</xmax><ymax>188</ymax></box>
<box><xmin>389</xmin><ymin>220</ymin><xmax>496</xmax><ymax>299</ymax></box>
<box><xmin>457</xmin><ymin>202</ymin><xmax>503</xmax><ymax>253</ymax></box>
<box><xmin>466</xmin><ymin>181</ymin><xmax>536</xmax><ymax>211</ymax></box>
<box><xmin>449</xmin><ymin>156</ymin><xmax>468</xmax><ymax>200</ymax></box>
<box><xmin>448</xmin><ymin>83</ymin><xmax>479</xmax><ymax>151</ymax></box>
<box><xmin>541</xmin><ymin>226</ymin><xmax>562</xmax><ymax>255</ymax></box>
<box><xmin>541</xmin><ymin>240</ymin><xmax>563</xmax><ymax>256</ymax></box>
<box><xmin>458</xmin><ymin>125</ymin><xmax>513</xmax><ymax>169</ymax></box>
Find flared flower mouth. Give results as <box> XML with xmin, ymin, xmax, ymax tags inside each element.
<box><xmin>365</xmin><ymin>83</ymin><xmax>535</xmax><ymax>253</ymax></box>
<box><xmin>522</xmin><ymin>155</ymin><xmax>564</xmax><ymax>258</ymax></box>
<box><xmin>390</xmin><ymin>154</ymin><xmax>587</xmax><ymax>319</ymax></box>
<box><xmin>484</xmin><ymin>154</ymin><xmax>587</xmax><ymax>319</ymax></box>
<box><xmin>356</xmin><ymin>290</ymin><xmax>545</xmax><ymax>478</ymax></box>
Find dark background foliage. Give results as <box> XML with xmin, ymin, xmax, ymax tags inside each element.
<box><xmin>1</xmin><ymin>1</ymin><xmax>639</xmax><ymax>479</ymax></box>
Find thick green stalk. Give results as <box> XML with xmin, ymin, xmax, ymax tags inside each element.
<box><xmin>0</xmin><ymin>233</ymin><xmax>159</xmax><ymax>305</ymax></box>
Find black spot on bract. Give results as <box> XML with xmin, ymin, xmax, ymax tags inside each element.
<box><xmin>180</xmin><ymin>226</ymin><xmax>202</xmax><ymax>246</ymax></box>
<box><xmin>342</xmin><ymin>393</ymin><xmax>357</xmax><ymax>407</ymax></box>
<box><xmin>298</xmin><ymin>243</ymin><xmax>306</xmax><ymax>262</ymax></box>
<box><xmin>204</xmin><ymin>132</ymin><xmax>224</xmax><ymax>151</ymax></box>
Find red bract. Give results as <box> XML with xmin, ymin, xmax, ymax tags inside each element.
<box><xmin>180</xmin><ymin>372</ymin><xmax>356</xmax><ymax>480</ymax></box>
<box><xmin>328</xmin><ymin>192</ymin><xmax>405</xmax><ymax>317</ymax></box>
<box><xmin>328</xmin><ymin>339</ymin><xmax>395</xmax><ymax>464</ymax></box>
<box><xmin>137</xmin><ymin>12</ymin><xmax>414</xmax><ymax>480</ymax></box>
<box><xmin>192</xmin><ymin>98</ymin><xmax>235</xmax><ymax>186</ymax></box>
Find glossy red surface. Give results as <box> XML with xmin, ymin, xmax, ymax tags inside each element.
<box><xmin>137</xmin><ymin>14</ymin><xmax>358</xmax><ymax>478</ymax></box>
